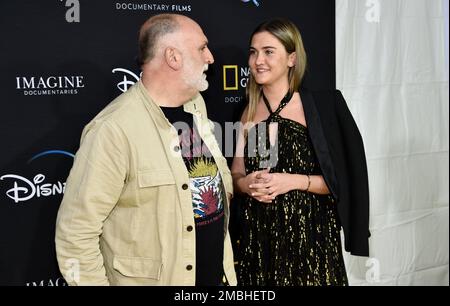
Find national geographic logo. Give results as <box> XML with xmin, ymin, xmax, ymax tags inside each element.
<box><xmin>222</xmin><ymin>65</ymin><xmax>249</xmax><ymax>104</ymax></box>
<box><xmin>223</xmin><ymin>65</ymin><xmax>250</xmax><ymax>91</ymax></box>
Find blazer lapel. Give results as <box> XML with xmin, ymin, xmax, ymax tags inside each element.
<box><xmin>300</xmin><ymin>89</ymin><xmax>339</xmax><ymax>200</ymax></box>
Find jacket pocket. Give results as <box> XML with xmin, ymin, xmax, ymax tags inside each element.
<box><xmin>136</xmin><ymin>169</ymin><xmax>177</xmax><ymax>214</ymax></box>
<box><xmin>138</xmin><ymin>169</ymin><xmax>175</xmax><ymax>187</ymax></box>
<box><xmin>113</xmin><ymin>255</ymin><xmax>162</xmax><ymax>279</ymax></box>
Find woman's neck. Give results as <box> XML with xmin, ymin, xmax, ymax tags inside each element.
<box><xmin>262</xmin><ymin>83</ymin><xmax>290</xmax><ymax>108</ymax></box>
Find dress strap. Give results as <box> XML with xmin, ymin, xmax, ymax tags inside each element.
<box><xmin>262</xmin><ymin>91</ymin><xmax>293</xmax><ymax>117</ymax></box>
<box><xmin>262</xmin><ymin>92</ymin><xmax>274</xmax><ymax>114</ymax></box>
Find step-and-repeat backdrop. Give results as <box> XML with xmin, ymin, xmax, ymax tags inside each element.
<box><xmin>0</xmin><ymin>0</ymin><xmax>335</xmax><ymax>285</ymax></box>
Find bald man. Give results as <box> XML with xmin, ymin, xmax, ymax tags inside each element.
<box><xmin>55</xmin><ymin>14</ymin><xmax>237</xmax><ymax>286</ymax></box>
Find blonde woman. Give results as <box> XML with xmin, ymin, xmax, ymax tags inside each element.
<box><xmin>231</xmin><ymin>18</ymin><xmax>370</xmax><ymax>286</ymax></box>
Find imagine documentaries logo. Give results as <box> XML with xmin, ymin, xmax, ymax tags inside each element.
<box><xmin>15</xmin><ymin>75</ymin><xmax>85</xmax><ymax>96</ymax></box>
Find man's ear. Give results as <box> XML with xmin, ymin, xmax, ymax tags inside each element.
<box><xmin>165</xmin><ymin>47</ymin><xmax>182</xmax><ymax>70</ymax></box>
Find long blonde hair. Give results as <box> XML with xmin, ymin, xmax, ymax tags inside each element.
<box><xmin>245</xmin><ymin>18</ymin><xmax>307</xmax><ymax>125</ymax></box>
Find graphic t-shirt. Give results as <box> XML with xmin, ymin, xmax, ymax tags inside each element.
<box><xmin>160</xmin><ymin>105</ymin><xmax>225</xmax><ymax>286</ymax></box>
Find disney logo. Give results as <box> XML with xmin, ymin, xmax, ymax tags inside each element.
<box><xmin>0</xmin><ymin>174</ymin><xmax>66</xmax><ymax>204</ymax></box>
<box><xmin>112</xmin><ymin>68</ymin><xmax>142</xmax><ymax>93</ymax></box>
<box><xmin>241</xmin><ymin>0</ymin><xmax>260</xmax><ymax>7</ymax></box>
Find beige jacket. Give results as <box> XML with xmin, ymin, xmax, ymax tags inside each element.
<box><xmin>55</xmin><ymin>81</ymin><xmax>237</xmax><ymax>286</ymax></box>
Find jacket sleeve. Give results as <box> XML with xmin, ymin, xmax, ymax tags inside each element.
<box><xmin>335</xmin><ymin>90</ymin><xmax>370</xmax><ymax>256</ymax></box>
<box><xmin>55</xmin><ymin>120</ymin><xmax>128</xmax><ymax>285</ymax></box>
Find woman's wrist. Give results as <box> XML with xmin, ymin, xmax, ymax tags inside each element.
<box><xmin>236</xmin><ymin>176</ymin><xmax>249</xmax><ymax>195</ymax></box>
<box><xmin>286</xmin><ymin>173</ymin><xmax>301</xmax><ymax>192</ymax></box>
<box><xmin>303</xmin><ymin>174</ymin><xmax>311</xmax><ymax>192</ymax></box>
<box><xmin>293</xmin><ymin>174</ymin><xmax>310</xmax><ymax>192</ymax></box>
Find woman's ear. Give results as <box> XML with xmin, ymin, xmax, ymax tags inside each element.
<box><xmin>165</xmin><ymin>47</ymin><xmax>182</xmax><ymax>70</ymax></box>
<box><xmin>288</xmin><ymin>52</ymin><xmax>297</xmax><ymax>68</ymax></box>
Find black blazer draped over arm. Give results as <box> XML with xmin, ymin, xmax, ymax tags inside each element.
<box><xmin>301</xmin><ymin>88</ymin><xmax>370</xmax><ymax>256</ymax></box>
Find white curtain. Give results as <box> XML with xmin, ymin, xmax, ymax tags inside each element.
<box><xmin>336</xmin><ymin>0</ymin><xmax>449</xmax><ymax>285</ymax></box>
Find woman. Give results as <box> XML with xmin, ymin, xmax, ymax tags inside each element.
<box><xmin>231</xmin><ymin>18</ymin><xmax>370</xmax><ymax>286</ymax></box>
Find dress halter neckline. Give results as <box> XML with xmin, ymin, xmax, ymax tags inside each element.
<box><xmin>262</xmin><ymin>90</ymin><xmax>293</xmax><ymax>122</ymax></box>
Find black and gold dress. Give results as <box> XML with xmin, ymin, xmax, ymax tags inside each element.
<box><xmin>237</xmin><ymin>92</ymin><xmax>348</xmax><ymax>286</ymax></box>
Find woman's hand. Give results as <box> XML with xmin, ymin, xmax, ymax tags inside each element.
<box><xmin>235</xmin><ymin>169</ymin><xmax>272</xmax><ymax>202</ymax></box>
<box><xmin>238</xmin><ymin>170</ymin><xmax>331</xmax><ymax>204</ymax></box>
<box><xmin>249</xmin><ymin>172</ymin><xmax>295</xmax><ymax>203</ymax></box>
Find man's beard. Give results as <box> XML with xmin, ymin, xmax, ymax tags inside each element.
<box><xmin>183</xmin><ymin>59</ymin><xmax>209</xmax><ymax>92</ymax></box>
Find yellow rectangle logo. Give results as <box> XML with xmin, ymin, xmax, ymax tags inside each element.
<box><xmin>223</xmin><ymin>65</ymin><xmax>239</xmax><ymax>91</ymax></box>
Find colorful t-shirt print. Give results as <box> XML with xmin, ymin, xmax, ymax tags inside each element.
<box><xmin>160</xmin><ymin>105</ymin><xmax>225</xmax><ymax>286</ymax></box>
<box><xmin>178</xmin><ymin>126</ymin><xmax>225</xmax><ymax>224</ymax></box>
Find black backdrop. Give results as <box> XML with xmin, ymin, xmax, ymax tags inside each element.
<box><xmin>0</xmin><ymin>0</ymin><xmax>335</xmax><ymax>286</ymax></box>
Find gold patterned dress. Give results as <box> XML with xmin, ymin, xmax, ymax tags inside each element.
<box><xmin>237</xmin><ymin>93</ymin><xmax>348</xmax><ymax>286</ymax></box>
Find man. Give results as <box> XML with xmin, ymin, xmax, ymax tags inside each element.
<box><xmin>55</xmin><ymin>14</ymin><xmax>237</xmax><ymax>286</ymax></box>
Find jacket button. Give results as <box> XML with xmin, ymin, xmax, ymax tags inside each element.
<box><xmin>187</xmin><ymin>225</ymin><xmax>193</xmax><ymax>232</ymax></box>
<box><xmin>174</xmin><ymin>145</ymin><xmax>180</xmax><ymax>152</ymax></box>
<box><xmin>186</xmin><ymin>265</ymin><xmax>193</xmax><ymax>271</ymax></box>
<box><xmin>182</xmin><ymin>184</ymin><xmax>189</xmax><ymax>190</ymax></box>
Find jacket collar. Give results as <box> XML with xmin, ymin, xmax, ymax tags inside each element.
<box><xmin>136</xmin><ymin>80</ymin><xmax>202</xmax><ymax>129</ymax></box>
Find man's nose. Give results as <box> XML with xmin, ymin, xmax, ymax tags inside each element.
<box><xmin>205</xmin><ymin>48</ymin><xmax>214</xmax><ymax>64</ymax></box>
